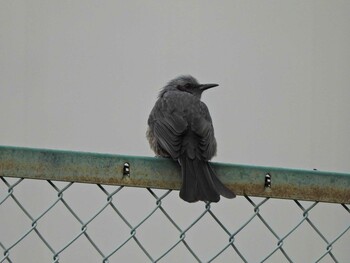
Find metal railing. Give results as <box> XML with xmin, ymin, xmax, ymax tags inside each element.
<box><xmin>1</xmin><ymin>146</ymin><xmax>349</xmax><ymax>262</ymax></box>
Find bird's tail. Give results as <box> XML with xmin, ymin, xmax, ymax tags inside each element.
<box><xmin>179</xmin><ymin>156</ymin><xmax>236</xmax><ymax>203</ymax></box>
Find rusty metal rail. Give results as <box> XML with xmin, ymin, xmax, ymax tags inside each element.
<box><xmin>0</xmin><ymin>146</ymin><xmax>349</xmax><ymax>204</ymax></box>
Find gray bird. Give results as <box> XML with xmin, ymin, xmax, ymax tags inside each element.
<box><xmin>147</xmin><ymin>75</ymin><xmax>235</xmax><ymax>202</ymax></box>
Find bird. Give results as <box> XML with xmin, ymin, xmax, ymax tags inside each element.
<box><xmin>147</xmin><ymin>75</ymin><xmax>235</xmax><ymax>202</ymax></box>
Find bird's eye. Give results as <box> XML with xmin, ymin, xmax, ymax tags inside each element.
<box><xmin>177</xmin><ymin>83</ymin><xmax>192</xmax><ymax>93</ymax></box>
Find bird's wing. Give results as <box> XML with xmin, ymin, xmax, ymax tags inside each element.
<box><xmin>192</xmin><ymin>102</ymin><xmax>217</xmax><ymax>160</ymax></box>
<box><xmin>150</xmin><ymin>99</ymin><xmax>188</xmax><ymax>159</ymax></box>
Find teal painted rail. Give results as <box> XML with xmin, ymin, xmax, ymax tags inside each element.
<box><xmin>0</xmin><ymin>146</ymin><xmax>349</xmax><ymax>203</ymax></box>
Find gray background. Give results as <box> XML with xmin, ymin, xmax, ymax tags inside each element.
<box><xmin>1</xmin><ymin>1</ymin><xmax>349</xmax><ymax>262</ymax></box>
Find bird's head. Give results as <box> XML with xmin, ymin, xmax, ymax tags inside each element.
<box><xmin>159</xmin><ymin>75</ymin><xmax>218</xmax><ymax>99</ymax></box>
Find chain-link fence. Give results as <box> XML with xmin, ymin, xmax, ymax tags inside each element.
<box><xmin>1</xmin><ymin>177</ymin><xmax>349</xmax><ymax>263</ymax></box>
<box><xmin>0</xmin><ymin>146</ymin><xmax>349</xmax><ymax>262</ymax></box>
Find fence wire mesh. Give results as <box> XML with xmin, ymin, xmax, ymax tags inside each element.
<box><xmin>0</xmin><ymin>176</ymin><xmax>349</xmax><ymax>263</ymax></box>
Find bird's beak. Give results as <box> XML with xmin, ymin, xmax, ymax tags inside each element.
<box><xmin>199</xmin><ymin>83</ymin><xmax>219</xmax><ymax>91</ymax></box>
